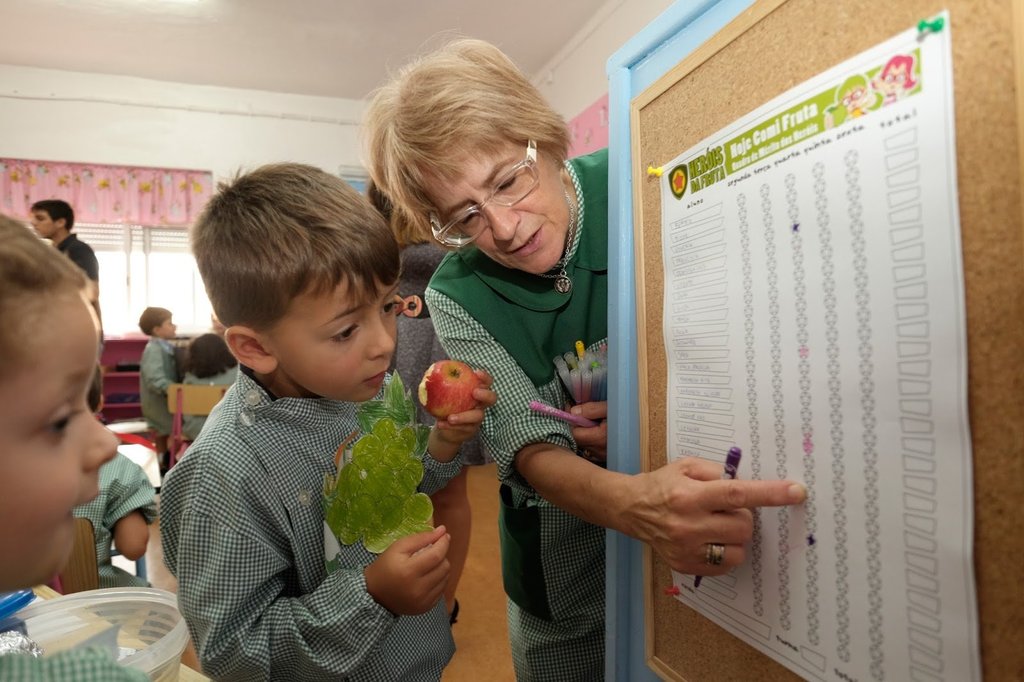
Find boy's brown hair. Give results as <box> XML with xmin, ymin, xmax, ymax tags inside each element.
<box><xmin>192</xmin><ymin>163</ymin><xmax>400</xmax><ymax>330</ymax></box>
<box><xmin>366</xmin><ymin>179</ymin><xmax>429</xmax><ymax>249</ymax></box>
<box><xmin>0</xmin><ymin>214</ymin><xmax>87</xmax><ymax>380</ymax></box>
<box><xmin>139</xmin><ymin>306</ymin><xmax>172</xmax><ymax>336</ymax></box>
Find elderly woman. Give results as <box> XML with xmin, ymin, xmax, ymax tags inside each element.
<box><xmin>365</xmin><ymin>39</ymin><xmax>805</xmax><ymax>680</ymax></box>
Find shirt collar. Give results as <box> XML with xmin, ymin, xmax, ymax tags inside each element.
<box><xmin>240</xmin><ymin>364</ymin><xmax>279</xmax><ymax>401</ymax></box>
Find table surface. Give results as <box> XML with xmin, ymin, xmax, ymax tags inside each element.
<box><xmin>32</xmin><ymin>585</ymin><xmax>209</xmax><ymax>681</ymax></box>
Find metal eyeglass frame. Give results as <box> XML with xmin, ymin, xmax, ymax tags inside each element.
<box><xmin>429</xmin><ymin>140</ymin><xmax>539</xmax><ymax>247</ymax></box>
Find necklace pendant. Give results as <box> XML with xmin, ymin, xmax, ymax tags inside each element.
<box><xmin>554</xmin><ymin>273</ymin><xmax>572</xmax><ymax>294</ymax></box>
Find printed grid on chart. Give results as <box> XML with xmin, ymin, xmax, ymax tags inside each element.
<box><xmin>662</xmin><ymin>116</ymin><xmax>955</xmax><ymax>682</ymax></box>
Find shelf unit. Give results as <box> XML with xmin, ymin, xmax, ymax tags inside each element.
<box><xmin>100</xmin><ymin>336</ymin><xmax>148</xmax><ymax>423</ymax></box>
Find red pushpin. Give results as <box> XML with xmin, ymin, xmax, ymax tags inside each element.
<box><xmin>663</xmin><ymin>585</ymin><xmax>681</xmax><ymax>596</ymax></box>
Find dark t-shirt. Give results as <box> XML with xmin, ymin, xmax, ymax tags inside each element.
<box><xmin>57</xmin><ymin>233</ymin><xmax>99</xmax><ymax>281</ymax></box>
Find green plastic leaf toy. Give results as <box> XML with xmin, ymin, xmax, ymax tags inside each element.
<box><xmin>323</xmin><ymin>372</ymin><xmax>433</xmax><ymax>553</ymax></box>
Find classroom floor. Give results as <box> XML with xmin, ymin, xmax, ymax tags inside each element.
<box><xmin>140</xmin><ymin>462</ymin><xmax>515</xmax><ymax>680</ymax></box>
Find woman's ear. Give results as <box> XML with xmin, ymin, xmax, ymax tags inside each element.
<box><xmin>224</xmin><ymin>325</ymin><xmax>278</xmax><ymax>375</ymax></box>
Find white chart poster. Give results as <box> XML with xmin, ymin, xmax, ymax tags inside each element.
<box><xmin>658</xmin><ymin>15</ymin><xmax>980</xmax><ymax>682</ymax></box>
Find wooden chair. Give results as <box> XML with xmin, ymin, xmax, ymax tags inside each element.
<box><xmin>57</xmin><ymin>518</ymin><xmax>99</xmax><ymax>594</ymax></box>
<box><xmin>167</xmin><ymin>383</ymin><xmax>228</xmax><ymax>467</ymax></box>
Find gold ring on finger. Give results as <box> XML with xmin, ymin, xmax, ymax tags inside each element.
<box><xmin>705</xmin><ymin>543</ymin><xmax>726</xmax><ymax>566</ymax></box>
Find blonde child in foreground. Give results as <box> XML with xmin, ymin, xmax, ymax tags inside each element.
<box><xmin>0</xmin><ymin>215</ymin><xmax>146</xmax><ymax>680</ymax></box>
<box><xmin>160</xmin><ymin>163</ymin><xmax>495</xmax><ymax>680</ymax></box>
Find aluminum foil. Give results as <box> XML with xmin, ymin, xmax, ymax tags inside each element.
<box><xmin>0</xmin><ymin>629</ymin><xmax>43</xmax><ymax>658</ymax></box>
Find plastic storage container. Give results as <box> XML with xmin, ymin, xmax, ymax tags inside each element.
<box><xmin>15</xmin><ymin>587</ymin><xmax>187</xmax><ymax>681</ymax></box>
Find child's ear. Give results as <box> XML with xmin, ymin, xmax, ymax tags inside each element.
<box><xmin>224</xmin><ymin>326</ymin><xmax>278</xmax><ymax>375</ymax></box>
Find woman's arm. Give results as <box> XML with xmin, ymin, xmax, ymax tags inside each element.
<box><xmin>516</xmin><ymin>443</ymin><xmax>804</xmax><ymax>575</ymax></box>
<box><xmin>427</xmin><ymin>288</ymin><xmax>805</xmax><ymax>576</ymax></box>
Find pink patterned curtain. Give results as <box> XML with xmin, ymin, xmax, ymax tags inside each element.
<box><xmin>0</xmin><ymin>158</ymin><xmax>213</xmax><ymax>226</ymax></box>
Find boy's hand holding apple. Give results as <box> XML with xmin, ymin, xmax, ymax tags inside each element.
<box><xmin>419</xmin><ymin>360</ymin><xmax>496</xmax><ymax>461</ymax></box>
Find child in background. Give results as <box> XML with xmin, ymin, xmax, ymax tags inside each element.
<box><xmin>160</xmin><ymin>163</ymin><xmax>496</xmax><ymax>680</ymax></box>
<box><xmin>72</xmin><ymin>368</ymin><xmax>158</xmax><ymax>589</ymax></box>
<box><xmin>0</xmin><ymin>214</ymin><xmax>146</xmax><ymax>680</ymax></box>
<box><xmin>137</xmin><ymin>306</ymin><xmax>177</xmax><ymax>469</ymax></box>
<box><xmin>181</xmin><ymin>332</ymin><xmax>238</xmax><ymax>440</ymax></box>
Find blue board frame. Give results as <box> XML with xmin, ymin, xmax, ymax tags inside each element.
<box><xmin>604</xmin><ymin>1</ymin><xmax>756</xmax><ymax>678</ymax></box>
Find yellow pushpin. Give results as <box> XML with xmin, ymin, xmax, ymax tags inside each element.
<box><xmin>647</xmin><ymin>165</ymin><xmax>664</xmax><ymax>177</ymax></box>
<box><xmin>575</xmin><ymin>340</ymin><xmax>586</xmax><ymax>361</ymax></box>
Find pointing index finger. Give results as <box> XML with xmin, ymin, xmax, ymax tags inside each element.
<box><xmin>703</xmin><ymin>478</ymin><xmax>807</xmax><ymax>511</ymax></box>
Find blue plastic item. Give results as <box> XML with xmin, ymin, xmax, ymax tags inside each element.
<box><xmin>0</xmin><ymin>590</ymin><xmax>34</xmax><ymax>620</ymax></box>
<box><xmin>0</xmin><ymin>589</ymin><xmax>36</xmax><ymax>635</ymax></box>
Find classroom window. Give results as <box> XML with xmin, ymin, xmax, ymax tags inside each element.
<box><xmin>76</xmin><ymin>223</ymin><xmax>213</xmax><ymax>336</ymax></box>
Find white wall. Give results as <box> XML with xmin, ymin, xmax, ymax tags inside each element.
<box><xmin>0</xmin><ymin>64</ymin><xmax>366</xmax><ymax>182</ymax></box>
<box><xmin>532</xmin><ymin>0</ymin><xmax>675</xmax><ymax>120</ymax></box>
<box><xmin>0</xmin><ymin>1</ymin><xmax>676</xmax><ymax>179</ymax></box>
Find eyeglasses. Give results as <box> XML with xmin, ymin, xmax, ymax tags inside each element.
<box><xmin>429</xmin><ymin>140</ymin><xmax>539</xmax><ymax>247</ymax></box>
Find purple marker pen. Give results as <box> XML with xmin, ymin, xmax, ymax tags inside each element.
<box><xmin>695</xmin><ymin>446</ymin><xmax>743</xmax><ymax>588</ymax></box>
<box><xmin>722</xmin><ymin>445</ymin><xmax>741</xmax><ymax>480</ymax></box>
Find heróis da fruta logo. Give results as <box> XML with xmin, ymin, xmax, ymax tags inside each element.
<box><xmin>669</xmin><ymin>146</ymin><xmax>726</xmax><ymax>200</ymax></box>
<box><xmin>668</xmin><ymin>163</ymin><xmax>688</xmax><ymax>199</ymax></box>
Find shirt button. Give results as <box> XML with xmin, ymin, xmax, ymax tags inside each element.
<box><xmin>239</xmin><ymin>408</ymin><xmax>255</xmax><ymax>427</ymax></box>
<box><xmin>245</xmin><ymin>389</ymin><xmax>261</xmax><ymax>406</ymax></box>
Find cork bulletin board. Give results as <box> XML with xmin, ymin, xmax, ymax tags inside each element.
<box><xmin>630</xmin><ymin>0</ymin><xmax>1024</xmax><ymax>680</ymax></box>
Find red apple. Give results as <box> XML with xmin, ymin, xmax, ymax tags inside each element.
<box><xmin>418</xmin><ymin>359</ymin><xmax>482</xmax><ymax>419</ymax></box>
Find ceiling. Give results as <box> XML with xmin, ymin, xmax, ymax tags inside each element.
<box><xmin>0</xmin><ymin>0</ymin><xmax>608</xmax><ymax>100</ymax></box>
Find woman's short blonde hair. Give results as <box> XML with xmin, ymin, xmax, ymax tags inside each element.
<box><xmin>364</xmin><ymin>39</ymin><xmax>570</xmax><ymax>241</ymax></box>
<box><xmin>0</xmin><ymin>214</ymin><xmax>86</xmax><ymax>380</ymax></box>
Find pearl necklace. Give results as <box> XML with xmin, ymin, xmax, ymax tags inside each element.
<box><xmin>539</xmin><ymin>180</ymin><xmax>578</xmax><ymax>294</ymax></box>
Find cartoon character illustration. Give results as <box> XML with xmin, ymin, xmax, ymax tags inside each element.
<box><xmin>824</xmin><ymin>74</ymin><xmax>881</xmax><ymax>129</ymax></box>
<box><xmin>872</xmin><ymin>54</ymin><xmax>918</xmax><ymax>106</ymax></box>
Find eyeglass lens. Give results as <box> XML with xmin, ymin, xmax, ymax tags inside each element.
<box><xmin>445</xmin><ymin>164</ymin><xmax>535</xmax><ymax>235</ymax></box>
<box><xmin>435</xmin><ymin>150</ymin><xmax>539</xmax><ymax>244</ymax></box>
